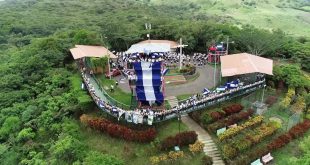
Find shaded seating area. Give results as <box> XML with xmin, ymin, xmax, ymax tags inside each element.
<box><xmin>220</xmin><ymin>53</ymin><xmax>273</xmax><ymax>77</ymax></box>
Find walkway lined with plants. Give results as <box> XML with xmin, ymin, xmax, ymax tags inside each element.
<box><xmin>181</xmin><ymin>116</ymin><xmax>225</xmax><ymax>165</ymax></box>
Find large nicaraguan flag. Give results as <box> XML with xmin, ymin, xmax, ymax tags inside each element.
<box><xmin>133</xmin><ymin>61</ymin><xmax>164</xmax><ymax>103</ymax></box>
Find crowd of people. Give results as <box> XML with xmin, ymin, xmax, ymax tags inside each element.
<box><xmin>79</xmin><ymin>57</ymin><xmax>266</xmax><ymax>124</ymax></box>
<box><xmin>117</xmin><ymin>51</ymin><xmax>215</xmax><ymax>69</ymax></box>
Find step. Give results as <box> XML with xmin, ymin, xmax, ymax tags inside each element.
<box><xmin>204</xmin><ymin>149</ymin><xmax>219</xmax><ymax>152</ymax></box>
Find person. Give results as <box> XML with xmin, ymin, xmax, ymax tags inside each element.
<box><xmin>209</xmin><ymin>45</ymin><xmax>216</xmax><ymax>54</ymax></box>
<box><xmin>110</xmin><ymin>84</ymin><xmax>114</xmax><ymax>93</ymax></box>
<box><xmin>115</xmin><ymin>81</ymin><xmax>118</xmax><ymax>86</ymax></box>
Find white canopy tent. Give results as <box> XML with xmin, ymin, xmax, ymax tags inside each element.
<box><xmin>126</xmin><ymin>43</ymin><xmax>171</xmax><ymax>54</ymax></box>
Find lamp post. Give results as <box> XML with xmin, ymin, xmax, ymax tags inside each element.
<box><xmin>178</xmin><ymin>109</ymin><xmax>181</xmax><ymax>134</ymax></box>
<box><xmin>145</xmin><ymin>23</ymin><xmax>151</xmax><ymax>40</ymax></box>
<box><xmin>261</xmin><ymin>83</ymin><xmax>266</xmax><ymax>103</ymax></box>
<box><xmin>222</xmin><ymin>36</ymin><xmax>234</xmax><ymax>55</ymax></box>
<box><xmin>177</xmin><ymin>38</ymin><xmax>188</xmax><ymax>70</ymax></box>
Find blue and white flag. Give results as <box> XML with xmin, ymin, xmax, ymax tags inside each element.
<box><xmin>133</xmin><ymin>61</ymin><xmax>164</xmax><ymax>103</ymax></box>
<box><xmin>203</xmin><ymin>88</ymin><xmax>210</xmax><ymax>95</ymax></box>
<box><xmin>162</xmin><ymin>68</ymin><xmax>169</xmax><ymax>76</ymax></box>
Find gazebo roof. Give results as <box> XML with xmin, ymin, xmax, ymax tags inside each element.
<box><xmin>70</xmin><ymin>45</ymin><xmax>117</xmax><ymax>59</ymax></box>
<box><xmin>220</xmin><ymin>53</ymin><xmax>273</xmax><ymax>77</ymax></box>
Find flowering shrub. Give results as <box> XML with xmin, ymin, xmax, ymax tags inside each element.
<box><xmin>223</xmin><ymin>104</ymin><xmax>243</xmax><ymax>115</ymax></box>
<box><xmin>160</xmin><ymin>131</ymin><xmax>197</xmax><ymax>150</ymax></box>
<box><xmin>150</xmin><ymin>156</ymin><xmax>160</xmax><ymax>165</ymax></box>
<box><xmin>234</xmin><ymin>138</ymin><xmax>252</xmax><ymax>153</ymax></box>
<box><xmin>265</xmin><ymin>96</ymin><xmax>278</xmax><ymax>106</ymax></box>
<box><xmin>80</xmin><ymin>114</ymin><xmax>156</xmax><ymax>142</ymax></box>
<box><xmin>210</xmin><ymin>111</ymin><xmax>224</xmax><ymax>121</ymax></box>
<box><xmin>291</xmin><ymin>96</ymin><xmax>306</xmax><ymax>113</ymax></box>
<box><xmin>189</xmin><ymin>140</ymin><xmax>204</xmax><ymax>154</ymax></box>
<box><xmin>168</xmin><ymin>151</ymin><xmax>184</xmax><ymax>160</ymax></box>
<box><xmin>207</xmin><ymin>109</ymin><xmax>254</xmax><ymax>133</ymax></box>
<box><xmin>247</xmin><ymin>123</ymin><xmax>278</xmax><ymax>143</ymax></box>
<box><xmin>150</xmin><ymin>151</ymin><xmax>184</xmax><ymax>164</ymax></box>
<box><xmin>280</xmin><ymin>87</ymin><xmax>295</xmax><ymax>110</ymax></box>
<box><xmin>218</xmin><ymin>116</ymin><xmax>263</xmax><ymax>141</ymax></box>
<box><xmin>222</xmin><ymin>144</ymin><xmax>237</xmax><ymax>159</ymax></box>
<box><xmin>268</xmin><ymin>120</ymin><xmax>310</xmax><ymax>151</ymax></box>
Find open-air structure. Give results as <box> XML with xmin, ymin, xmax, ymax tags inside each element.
<box><xmin>71</xmin><ymin>42</ymin><xmax>273</xmax><ymax>125</ymax></box>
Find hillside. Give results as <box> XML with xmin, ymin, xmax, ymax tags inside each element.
<box><xmin>149</xmin><ymin>0</ymin><xmax>310</xmax><ymax>37</ymax></box>
<box><xmin>0</xmin><ymin>0</ymin><xmax>309</xmax><ymax>164</ymax></box>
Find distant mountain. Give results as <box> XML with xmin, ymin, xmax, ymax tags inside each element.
<box><xmin>149</xmin><ymin>0</ymin><xmax>310</xmax><ymax>36</ymax></box>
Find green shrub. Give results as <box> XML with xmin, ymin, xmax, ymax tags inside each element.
<box><xmin>202</xmin><ymin>112</ymin><xmax>213</xmax><ymax>125</ymax></box>
<box><xmin>222</xmin><ymin>144</ymin><xmax>237</xmax><ymax>159</ymax></box>
<box><xmin>202</xmin><ymin>155</ymin><xmax>213</xmax><ymax>165</ymax></box>
<box><xmin>268</xmin><ymin>120</ymin><xmax>282</xmax><ymax>129</ymax></box>
<box><xmin>235</xmin><ymin>139</ymin><xmax>252</xmax><ymax>153</ymax></box>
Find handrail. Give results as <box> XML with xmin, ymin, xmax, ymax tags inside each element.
<box><xmin>85</xmin><ymin>58</ymin><xmax>131</xmax><ymax>110</ymax></box>
<box><xmin>81</xmin><ymin>58</ymin><xmax>265</xmax><ymax>124</ymax></box>
<box><xmin>93</xmin><ymin>75</ymin><xmax>131</xmax><ymax>110</ymax></box>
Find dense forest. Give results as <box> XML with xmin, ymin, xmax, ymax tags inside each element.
<box><xmin>0</xmin><ymin>0</ymin><xmax>309</xmax><ymax>164</ymax></box>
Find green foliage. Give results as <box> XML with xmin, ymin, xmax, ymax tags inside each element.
<box><xmin>20</xmin><ymin>151</ymin><xmax>47</xmax><ymax>165</ymax></box>
<box><xmin>90</xmin><ymin>57</ymin><xmax>108</xmax><ymax>70</ymax></box>
<box><xmin>273</xmin><ymin>64</ymin><xmax>310</xmax><ymax>88</ymax></box>
<box><xmin>49</xmin><ymin>135</ymin><xmax>85</xmax><ymax>164</ymax></box>
<box><xmin>73</xmin><ymin>30</ymin><xmax>103</xmax><ymax>45</ymax></box>
<box><xmin>0</xmin><ymin>0</ymin><xmax>308</xmax><ymax>164</ymax></box>
<box><xmin>83</xmin><ymin>151</ymin><xmax>124</xmax><ymax>165</ymax></box>
<box><xmin>288</xmin><ymin>135</ymin><xmax>310</xmax><ymax>164</ymax></box>
<box><xmin>279</xmin><ymin>87</ymin><xmax>295</xmax><ymax>110</ymax></box>
<box><xmin>0</xmin><ymin>116</ymin><xmax>21</xmax><ymax>140</ymax></box>
<box><xmin>222</xmin><ymin>144</ymin><xmax>237</xmax><ymax>159</ymax></box>
<box><xmin>17</xmin><ymin>128</ymin><xmax>36</xmax><ymax>142</ymax></box>
<box><xmin>202</xmin><ymin>112</ymin><xmax>213</xmax><ymax>125</ymax></box>
<box><xmin>233</xmin><ymin>26</ymin><xmax>285</xmax><ymax>56</ymax></box>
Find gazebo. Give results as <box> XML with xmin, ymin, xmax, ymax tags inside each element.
<box><xmin>70</xmin><ymin>45</ymin><xmax>117</xmax><ymax>59</ymax></box>
<box><xmin>70</xmin><ymin>45</ymin><xmax>117</xmax><ymax>74</ymax></box>
<box><xmin>220</xmin><ymin>53</ymin><xmax>273</xmax><ymax>77</ymax></box>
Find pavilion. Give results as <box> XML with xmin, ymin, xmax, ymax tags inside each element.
<box><xmin>220</xmin><ymin>53</ymin><xmax>273</xmax><ymax>77</ymax></box>
<box><xmin>70</xmin><ymin>45</ymin><xmax>117</xmax><ymax>59</ymax></box>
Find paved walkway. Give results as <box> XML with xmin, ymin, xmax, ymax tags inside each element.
<box><xmin>117</xmin><ymin>65</ymin><xmax>220</xmax><ymax>97</ymax></box>
<box><xmin>166</xmin><ymin>65</ymin><xmax>219</xmax><ymax>96</ymax></box>
<box><xmin>165</xmin><ymin>96</ymin><xmax>178</xmax><ymax>108</ymax></box>
<box><xmin>181</xmin><ymin>116</ymin><xmax>225</xmax><ymax>165</ymax></box>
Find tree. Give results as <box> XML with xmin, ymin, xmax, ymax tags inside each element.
<box><xmin>49</xmin><ymin>135</ymin><xmax>85</xmax><ymax>164</ymax></box>
<box><xmin>20</xmin><ymin>151</ymin><xmax>47</xmax><ymax>165</ymax></box>
<box><xmin>73</xmin><ymin>30</ymin><xmax>103</xmax><ymax>46</ymax></box>
<box><xmin>17</xmin><ymin>128</ymin><xmax>36</xmax><ymax>142</ymax></box>
<box><xmin>0</xmin><ymin>116</ymin><xmax>21</xmax><ymax>140</ymax></box>
<box><xmin>234</xmin><ymin>26</ymin><xmax>285</xmax><ymax>56</ymax></box>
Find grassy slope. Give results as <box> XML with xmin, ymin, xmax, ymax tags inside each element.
<box><xmin>80</xmin><ymin>118</ymin><xmax>205</xmax><ymax>165</ymax></box>
<box><xmin>150</xmin><ymin>0</ymin><xmax>310</xmax><ymax>37</ymax></box>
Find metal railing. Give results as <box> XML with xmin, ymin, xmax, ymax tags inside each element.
<box><xmin>81</xmin><ymin>58</ymin><xmax>265</xmax><ymax>124</ymax></box>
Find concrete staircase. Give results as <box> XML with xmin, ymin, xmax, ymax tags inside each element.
<box><xmin>181</xmin><ymin>116</ymin><xmax>225</xmax><ymax>165</ymax></box>
<box><xmin>166</xmin><ymin>96</ymin><xmax>179</xmax><ymax>108</ymax></box>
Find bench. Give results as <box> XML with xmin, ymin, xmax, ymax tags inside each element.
<box><xmin>251</xmin><ymin>159</ymin><xmax>263</xmax><ymax>165</ymax></box>
<box><xmin>228</xmin><ymin>124</ymin><xmax>237</xmax><ymax>128</ymax></box>
<box><xmin>261</xmin><ymin>153</ymin><xmax>273</xmax><ymax>164</ymax></box>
